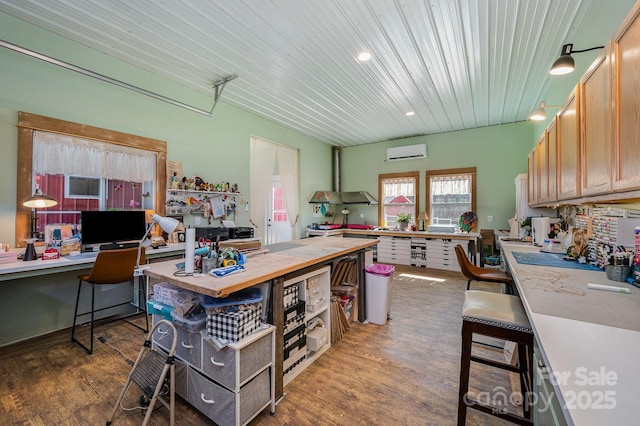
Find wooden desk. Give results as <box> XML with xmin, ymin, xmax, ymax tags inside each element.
<box><xmin>145</xmin><ymin>237</ymin><xmax>378</xmax><ymax>400</ymax></box>
<box><xmin>501</xmin><ymin>241</ymin><xmax>640</xmax><ymax>425</ymax></box>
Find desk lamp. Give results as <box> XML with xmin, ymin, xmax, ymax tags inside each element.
<box><xmin>341</xmin><ymin>208</ymin><xmax>350</xmax><ymax>228</ymax></box>
<box><xmin>418</xmin><ymin>212</ymin><xmax>429</xmax><ymax>231</ymax></box>
<box><xmin>23</xmin><ymin>188</ymin><xmax>58</xmax><ymax>239</ymax></box>
<box><xmin>136</xmin><ymin>214</ymin><xmax>180</xmax><ymax>270</ymax></box>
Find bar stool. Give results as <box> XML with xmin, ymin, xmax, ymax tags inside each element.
<box><xmin>457</xmin><ymin>290</ymin><xmax>534</xmax><ymax>426</ymax></box>
<box><xmin>71</xmin><ymin>247</ymin><xmax>147</xmax><ymax>354</ymax></box>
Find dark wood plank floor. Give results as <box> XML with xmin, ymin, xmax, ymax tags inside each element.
<box><xmin>0</xmin><ymin>265</ymin><xmax>518</xmax><ymax>425</ymax></box>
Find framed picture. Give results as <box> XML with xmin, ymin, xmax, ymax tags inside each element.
<box><xmin>167</xmin><ymin>160</ymin><xmax>183</xmax><ymax>189</ymax></box>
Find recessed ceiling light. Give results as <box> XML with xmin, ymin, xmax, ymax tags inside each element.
<box><xmin>406</xmin><ymin>111</ymin><xmax>415</xmax><ymax>116</ymax></box>
<box><xmin>357</xmin><ymin>51</ymin><xmax>372</xmax><ymax>62</ymax></box>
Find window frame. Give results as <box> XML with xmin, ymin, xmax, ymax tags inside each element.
<box><xmin>378</xmin><ymin>171</ymin><xmax>420</xmax><ymax>227</ymax></box>
<box><xmin>425</xmin><ymin>167</ymin><xmax>477</xmax><ymax>227</ymax></box>
<box><xmin>16</xmin><ymin>112</ymin><xmax>167</xmax><ymax>247</ymax></box>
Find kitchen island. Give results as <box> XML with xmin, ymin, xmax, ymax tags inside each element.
<box><xmin>501</xmin><ymin>241</ymin><xmax>640</xmax><ymax>425</ymax></box>
<box><xmin>145</xmin><ymin>236</ymin><xmax>378</xmax><ymax>401</ymax></box>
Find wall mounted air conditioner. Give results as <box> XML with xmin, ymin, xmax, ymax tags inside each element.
<box><xmin>386</xmin><ymin>144</ymin><xmax>427</xmax><ymax>161</ymax></box>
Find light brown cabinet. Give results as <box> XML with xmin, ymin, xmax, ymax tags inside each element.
<box><xmin>528</xmin><ymin>0</ymin><xmax>640</xmax><ymax>206</ymax></box>
<box><xmin>527</xmin><ymin>140</ymin><xmax>540</xmax><ymax>205</ymax></box>
<box><xmin>580</xmin><ymin>44</ymin><xmax>613</xmax><ymax>197</ymax></box>
<box><xmin>539</xmin><ymin>118</ymin><xmax>557</xmax><ymax>204</ymax></box>
<box><xmin>612</xmin><ymin>4</ymin><xmax>640</xmax><ymax>192</ymax></box>
<box><xmin>556</xmin><ymin>86</ymin><xmax>581</xmax><ymax>201</ymax></box>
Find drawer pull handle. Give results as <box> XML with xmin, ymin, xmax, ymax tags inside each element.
<box><xmin>181</xmin><ymin>342</ymin><xmax>194</xmax><ymax>349</ymax></box>
<box><xmin>200</xmin><ymin>393</ymin><xmax>215</xmax><ymax>405</ymax></box>
<box><xmin>157</xmin><ymin>328</ymin><xmax>169</xmax><ymax>336</ymax></box>
<box><xmin>210</xmin><ymin>357</ymin><xmax>225</xmax><ymax>367</ymax></box>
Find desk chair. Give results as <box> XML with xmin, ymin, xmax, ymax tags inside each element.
<box><xmin>71</xmin><ymin>247</ymin><xmax>148</xmax><ymax>354</ymax></box>
<box><xmin>455</xmin><ymin>244</ymin><xmax>515</xmax><ymax>295</ymax></box>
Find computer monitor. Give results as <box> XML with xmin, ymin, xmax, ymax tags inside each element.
<box><xmin>81</xmin><ymin>210</ymin><xmax>146</xmax><ymax>250</ymax></box>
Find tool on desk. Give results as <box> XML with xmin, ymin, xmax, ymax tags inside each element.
<box><xmin>587</xmin><ymin>283</ymin><xmax>631</xmax><ymax>293</ymax></box>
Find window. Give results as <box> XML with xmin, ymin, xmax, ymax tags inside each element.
<box><xmin>65</xmin><ymin>176</ymin><xmax>102</xmax><ymax>199</ymax></box>
<box><xmin>35</xmin><ymin>173</ymin><xmax>154</xmax><ymax>235</ymax></box>
<box><xmin>378</xmin><ymin>172</ymin><xmax>419</xmax><ymax>228</ymax></box>
<box><xmin>426</xmin><ymin>167</ymin><xmax>476</xmax><ymax>228</ymax></box>
<box><xmin>16</xmin><ymin>112</ymin><xmax>167</xmax><ymax>247</ymax></box>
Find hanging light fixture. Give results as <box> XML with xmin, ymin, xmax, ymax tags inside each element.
<box><xmin>23</xmin><ymin>188</ymin><xmax>58</xmax><ymax>239</ymax></box>
<box><xmin>549</xmin><ymin>43</ymin><xmax>605</xmax><ymax>75</ymax></box>
<box><xmin>529</xmin><ymin>102</ymin><xmax>561</xmax><ymax>121</ymax></box>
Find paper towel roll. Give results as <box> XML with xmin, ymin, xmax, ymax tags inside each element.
<box><xmin>185</xmin><ymin>227</ymin><xmax>195</xmax><ymax>274</ymax></box>
<box><xmin>531</xmin><ymin>217</ymin><xmax>550</xmax><ymax>246</ymax></box>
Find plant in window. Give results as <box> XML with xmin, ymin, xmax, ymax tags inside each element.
<box><xmin>397</xmin><ymin>213</ymin><xmax>412</xmax><ymax>230</ymax></box>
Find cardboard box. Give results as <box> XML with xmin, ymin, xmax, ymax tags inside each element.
<box><xmin>0</xmin><ymin>252</ymin><xmax>18</xmax><ymax>264</ymax></box>
<box><xmin>480</xmin><ymin>229</ymin><xmax>495</xmax><ymax>256</ymax></box>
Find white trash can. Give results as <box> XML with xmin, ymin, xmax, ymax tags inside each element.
<box><xmin>365</xmin><ymin>263</ymin><xmax>395</xmax><ymax>325</ymax></box>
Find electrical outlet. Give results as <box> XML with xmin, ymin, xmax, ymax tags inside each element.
<box><xmin>360</xmin><ymin>213</ymin><xmax>364</xmax><ymax>218</ymax></box>
<box><xmin>487</xmin><ymin>215</ymin><xmax>493</xmax><ymax>223</ymax></box>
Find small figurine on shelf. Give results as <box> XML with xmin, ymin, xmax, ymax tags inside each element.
<box><xmin>232</xmin><ymin>183</ymin><xmax>239</xmax><ymax>193</ymax></box>
<box><xmin>170</xmin><ymin>172</ymin><xmax>179</xmax><ymax>189</ymax></box>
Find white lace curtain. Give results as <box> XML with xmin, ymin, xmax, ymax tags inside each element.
<box><xmin>33</xmin><ymin>131</ymin><xmax>156</xmax><ymax>182</ymax></box>
<box><xmin>249</xmin><ymin>136</ymin><xmax>299</xmax><ymax>240</ymax></box>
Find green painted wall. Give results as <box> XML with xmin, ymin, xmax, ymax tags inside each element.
<box><xmin>0</xmin><ymin>12</ymin><xmax>333</xmax><ymax>246</ymax></box>
<box><xmin>340</xmin><ymin>122</ymin><xmax>534</xmax><ymax>231</ymax></box>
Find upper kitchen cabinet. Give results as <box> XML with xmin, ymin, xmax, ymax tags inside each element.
<box><xmin>556</xmin><ymin>86</ymin><xmax>581</xmax><ymax>201</ymax></box>
<box><xmin>580</xmin><ymin>43</ymin><xmax>613</xmax><ymax>197</ymax></box>
<box><xmin>612</xmin><ymin>2</ymin><xmax>640</xmax><ymax>192</ymax></box>
<box><xmin>527</xmin><ymin>142</ymin><xmax>539</xmax><ymax>205</ymax></box>
<box><xmin>528</xmin><ymin>118</ymin><xmax>557</xmax><ymax>207</ymax></box>
<box><xmin>540</xmin><ymin>118</ymin><xmax>558</xmax><ymax>204</ymax></box>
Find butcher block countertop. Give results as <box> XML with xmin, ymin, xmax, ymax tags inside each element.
<box><xmin>144</xmin><ymin>236</ymin><xmax>377</xmax><ymax>298</ymax></box>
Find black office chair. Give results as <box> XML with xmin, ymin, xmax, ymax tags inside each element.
<box><xmin>71</xmin><ymin>247</ymin><xmax>147</xmax><ymax>354</ymax></box>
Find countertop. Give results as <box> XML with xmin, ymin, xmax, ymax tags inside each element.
<box><xmin>0</xmin><ymin>243</ymin><xmax>186</xmax><ymax>281</ymax></box>
<box><xmin>501</xmin><ymin>241</ymin><xmax>640</xmax><ymax>425</ymax></box>
<box><xmin>145</xmin><ymin>237</ymin><xmax>378</xmax><ymax>298</ymax></box>
<box><xmin>306</xmin><ymin>228</ymin><xmax>480</xmax><ymax>239</ymax></box>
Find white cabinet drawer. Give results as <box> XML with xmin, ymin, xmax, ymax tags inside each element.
<box><xmin>188</xmin><ymin>367</ymin><xmax>271</xmax><ymax>426</ymax></box>
<box><xmin>202</xmin><ymin>332</ymin><xmax>272</xmax><ymax>391</ymax></box>
<box><xmin>175</xmin><ymin>328</ymin><xmax>203</xmax><ymax>369</ymax></box>
<box><xmin>152</xmin><ymin>315</ymin><xmax>176</xmax><ymax>352</ymax></box>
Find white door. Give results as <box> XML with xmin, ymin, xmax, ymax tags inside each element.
<box><xmin>266</xmin><ymin>176</ymin><xmax>291</xmax><ymax>244</ymax></box>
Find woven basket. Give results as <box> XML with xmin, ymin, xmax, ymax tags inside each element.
<box><xmin>605</xmin><ymin>265</ymin><xmax>630</xmax><ymax>282</ymax></box>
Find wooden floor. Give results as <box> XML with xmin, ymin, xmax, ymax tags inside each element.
<box><xmin>0</xmin><ymin>265</ymin><xmax>519</xmax><ymax>425</ymax></box>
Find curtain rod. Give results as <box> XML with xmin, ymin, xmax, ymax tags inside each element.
<box><xmin>1</xmin><ymin>39</ymin><xmax>237</xmax><ymax>116</ymax></box>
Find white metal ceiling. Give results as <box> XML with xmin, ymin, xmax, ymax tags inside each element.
<box><xmin>0</xmin><ymin>0</ymin><xmax>630</xmax><ymax>146</ymax></box>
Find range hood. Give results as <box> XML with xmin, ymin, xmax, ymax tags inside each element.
<box><xmin>308</xmin><ymin>148</ymin><xmax>379</xmax><ymax>205</ymax></box>
<box><xmin>340</xmin><ymin>191</ymin><xmax>378</xmax><ymax>205</ymax></box>
<box><xmin>308</xmin><ymin>190</ymin><xmax>378</xmax><ymax>205</ymax></box>
<box><xmin>309</xmin><ymin>190</ymin><xmax>342</xmax><ymax>204</ymax></box>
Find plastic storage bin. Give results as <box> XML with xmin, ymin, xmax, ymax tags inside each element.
<box><xmin>365</xmin><ymin>263</ymin><xmax>395</xmax><ymax>325</ymax></box>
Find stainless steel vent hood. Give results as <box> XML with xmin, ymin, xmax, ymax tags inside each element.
<box><xmin>308</xmin><ymin>190</ymin><xmax>377</xmax><ymax>205</ymax></box>
<box><xmin>340</xmin><ymin>191</ymin><xmax>378</xmax><ymax>205</ymax></box>
<box><xmin>308</xmin><ymin>148</ymin><xmax>378</xmax><ymax>205</ymax></box>
<box><xmin>309</xmin><ymin>191</ymin><xmax>342</xmax><ymax>204</ymax></box>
